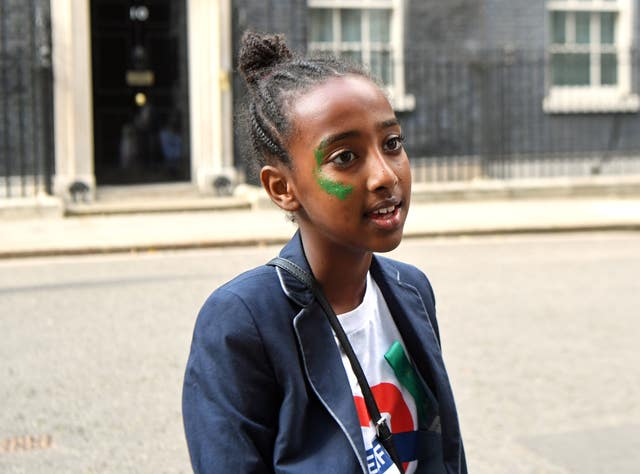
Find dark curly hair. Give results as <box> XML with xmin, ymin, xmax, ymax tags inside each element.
<box><xmin>238</xmin><ymin>31</ymin><xmax>370</xmax><ymax>169</ymax></box>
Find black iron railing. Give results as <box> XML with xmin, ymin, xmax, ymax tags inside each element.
<box><xmin>0</xmin><ymin>0</ymin><xmax>54</xmax><ymax>198</ymax></box>
<box><xmin>402</xmin><ymin>48</ymin><xmax>640</xmax><ymax>182</ymax></box>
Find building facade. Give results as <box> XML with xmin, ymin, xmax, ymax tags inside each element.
<box><xmin>2</xmin><ymin>0</ymin><xmax>639</xmax><ymax>202</ymax></box>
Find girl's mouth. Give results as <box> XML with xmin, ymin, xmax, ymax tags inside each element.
<box><xmin>371</xmin><ymin>205</ymin><xmax>396</xmax><ymax>216</ymax></box>
<box><xmin>366</xmin><ymin>203</ymin><xmax>403</xmax><ymax>230</ymax></box>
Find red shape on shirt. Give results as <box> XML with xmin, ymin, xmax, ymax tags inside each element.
<box><xmin>353</xmin><ymin>382</ymin><xmax>414</xmax><ymax>433</ymax></box>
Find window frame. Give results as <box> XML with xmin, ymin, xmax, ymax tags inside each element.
<box><xmin>544</xmin><ymin>0</ymin><xmax>639</xmax><ymax>113</ymax></box>
<box><xmin>307</xmin><ymin>0</ymin><xmax>415</xmax><ymax>111</ymax></box>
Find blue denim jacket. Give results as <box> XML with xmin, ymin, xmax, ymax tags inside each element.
<box><xmin>182</xmin><ymin>232</ymin><xmax>467</xmax><ymax>473</ymax></box>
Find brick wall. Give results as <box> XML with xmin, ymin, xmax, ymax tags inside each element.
<box><xmin>484</xmin><ymin>0</ymin><xmax>546</xmax><ymax>48</ymax></box>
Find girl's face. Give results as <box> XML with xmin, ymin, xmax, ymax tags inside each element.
<box><xmin>285</xmin><ymin>74</ymin><xmax>411</xmax><ymax>256</ymax></box>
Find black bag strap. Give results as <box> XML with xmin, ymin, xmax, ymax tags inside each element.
<box><xmin>267</xmin><ymin>257</ymin><xmax>405</xmax><ymax>473</ymax></box>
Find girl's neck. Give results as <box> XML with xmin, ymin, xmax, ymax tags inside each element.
<box><xmin>300</xmin><ymin>231</ymin><xmax>372</xmax><ymax>315</ymax></box>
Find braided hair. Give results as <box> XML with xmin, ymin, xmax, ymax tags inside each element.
<box><xmin>238</xmin><ymin>31</ymin><xmax>370</xmax><ymax>169</ymax></box>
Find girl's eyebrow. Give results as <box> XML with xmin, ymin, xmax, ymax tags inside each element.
<box><xmin>380</xmin><ymin>118</ymin><xmax>400</xmax><ymax>129</ymax></box>
<box><xmin>317</xmin><ymin>132</ymin><xmax>358</xmax><ymax>150</ymax></box>
<box><xmin>317</xmin><ymin>119</ymin><xmax>401</xmax><ymax>149</ymax></box>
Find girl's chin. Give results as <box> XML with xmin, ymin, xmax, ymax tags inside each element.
<box><xmin>370</xmin><ymin>230</ymin><xmax>405</xmax><ymax>254</ymax></box>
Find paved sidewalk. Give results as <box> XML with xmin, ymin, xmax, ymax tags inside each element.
<box><xmin>2</xmin><ymin>196</ymin><xmax>640</xmax><ymax>258</ymax></box>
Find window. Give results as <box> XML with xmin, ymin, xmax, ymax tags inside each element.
<box><xmin>544</xmin><ymin>0</ymin><xmax>639</xmax><ymax>113</ymax></box>
<box><xmin>308</xmin><ymin>0</ymin><xmax>415</xmax><ymax>111</ymax></box>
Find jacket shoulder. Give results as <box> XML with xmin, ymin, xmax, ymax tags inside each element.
<box><xmin>207</xmin><ymin>264</ymin><xmax>284</xmax><ymax>306</ymax></box>
<box><xmin>193</xmin><ymin>265</ymin><xmax>285</xmax><ymax>332</ymax></box>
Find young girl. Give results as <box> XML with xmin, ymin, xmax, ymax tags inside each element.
<box><xmin>182</xmin><ymin>32</ymin><xmax>466</xmax><ymax>474</ymax></box>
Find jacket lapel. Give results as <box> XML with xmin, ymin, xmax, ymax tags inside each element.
<box><xmin>276</xmin><ymin>232</ymin><xmax>368</xmax><ymax>473</ymax></box>
<box><xmin>293</xmin><ymin>304</ymin><xmax>368</xmax><ymax>472</ymax></box>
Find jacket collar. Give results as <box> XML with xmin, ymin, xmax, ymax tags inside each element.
<box><xmin>274</xmin><ymin>231</ymin><xmax>315</xmax><ymax>306</ymax></box>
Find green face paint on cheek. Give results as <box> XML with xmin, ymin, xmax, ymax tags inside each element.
<box><xmin>316</xmin><ymin>175</ymin><xmax>354</xmax><ymax>200</ymax></box>
<box><xmin>313</xmin><ymin>147</ymin><xmax>353</xmax><ymax>200</ymax></box>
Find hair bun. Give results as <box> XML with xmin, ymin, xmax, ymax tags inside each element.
<box><xmin>239</xmin><ymin>31</ymin><xmax>294</xmax><ymax>85</ymax></box>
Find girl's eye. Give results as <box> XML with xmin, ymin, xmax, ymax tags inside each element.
<box><xmin>331</xmin><ymin>150</ymin><xmax>357</xmax><ymax>166</ymax></box>
<box><xmin>384</xmin><ymin>135</ymin><xmax>405</xmax><ymax>153</ymax></box>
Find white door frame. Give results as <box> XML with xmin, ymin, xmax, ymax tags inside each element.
<box><xmin>50</xmin><ymin>0</ymin><xmax>234</xmax><ymax>197</ymax></box>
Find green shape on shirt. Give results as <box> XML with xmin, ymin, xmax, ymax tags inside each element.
<box><xmin>384</xmin><ymin>341</ymin><xmax>431</xmax><ymax>428</ymax></box>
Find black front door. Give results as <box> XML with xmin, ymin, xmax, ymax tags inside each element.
<box><xmin>91</xmin><ymin>0</ymin><xmax>189</xmax><ymax>185</ymax></box>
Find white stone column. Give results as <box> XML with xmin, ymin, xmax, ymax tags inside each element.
<box><xmin>187</xmin><ymin>0</ymin><xmax>235</xmax><ymax>193</ymax></box>
<box><xmin>50</xmin><ymin>0</ymin><xmax>95</xmax><ymax>198</ymax></box>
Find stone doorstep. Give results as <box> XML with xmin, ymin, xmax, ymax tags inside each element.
<box><xmin>65</xmin><ymin>182</ymin><xmax>252</xmax><ymax>216</ymax></box>
<box><xmin>64</xmin><ymin>196</ymin><xmax>251</xmax><ymax>216</ymax></box>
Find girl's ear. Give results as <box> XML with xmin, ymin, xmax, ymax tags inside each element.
<box><xmin>260</xmin><ymin>165</ymin><xmax>301</xmax><ymax>212</ymax></box>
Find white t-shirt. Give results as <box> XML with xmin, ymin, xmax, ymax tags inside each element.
<box><xmin>336</xmin><ymin>272</ymin><xmax>443</xmax><ymax>474</ymax></box>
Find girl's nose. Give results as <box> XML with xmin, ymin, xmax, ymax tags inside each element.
<box><xmin>366</xmin><ymin>152</ymin><xmax>399</xmax><ymax>192</ymax></box>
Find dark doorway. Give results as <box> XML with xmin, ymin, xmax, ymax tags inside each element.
<box><xmin>90</xmin><ymin>0</ymin><xmax>190</xmax><ymax>185</ymax></box>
